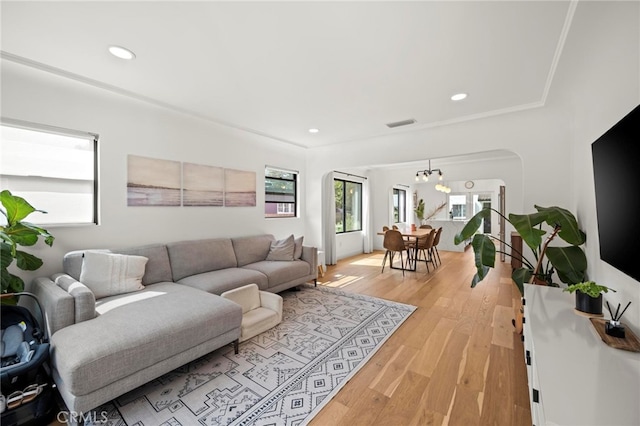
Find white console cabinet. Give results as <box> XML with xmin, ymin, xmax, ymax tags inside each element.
<box><xmin>522</xmin><ymin>284</ymin><xmax>639</xmax><ymax>426</ymax></box>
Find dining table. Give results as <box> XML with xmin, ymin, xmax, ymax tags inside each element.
<box><xmin>378</xmin><ymin>227</ymin><xmax>433</xmax><ymax>271</ymax></box>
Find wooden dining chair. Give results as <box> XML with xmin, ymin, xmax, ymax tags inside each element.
<box><xmin>391</xmin><ymin>224</ymin><xmax>409</xmax><ymax>242</ymax></box>
<box><xmin>419</xmin><ymin>224</ymin><xmax>432</xmax><ymax>229</ymax></box>
<box><xmin>431</xmin><ymin>227</ymin><xmax>443</xmax><ymax>266</ymax></box>
<box><xmin>381</xmin><ymin>230</ymin><xmax>410</xmax><ymax>276</ymax></box>
<box><xmin>416</xmin><ymin>230</ymin><xmax>437</xmax><ymax>272</ymax></box>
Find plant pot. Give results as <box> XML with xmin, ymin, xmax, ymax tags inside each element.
<box><xmin>575</xmin><ymin>290</ymin><xmax>602</xmax><ymax>315</ymax></box>
<box><xmin>532</xmin><ymin>276</ymin><xmax>549</xmax><ymax>286</ymax></box>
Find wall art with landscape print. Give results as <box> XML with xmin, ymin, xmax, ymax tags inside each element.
<box><xmin>182</xmin><ymin>162</ymin><xmax>224</xmax><ymax>206</ymax></box>
<box><xmin>127</xmin><ymin>155</ymin><xmax>181</xmax><ymax>206</ymax></box>
<box><xmin>224</xmin><ymin>168</ymin><xmax>256</xmax><ymax>207</ymax></box>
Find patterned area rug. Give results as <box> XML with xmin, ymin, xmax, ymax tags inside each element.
<box><xmin>89</xmin><ymin>284</ymin><xmax>416</xmax><ymax>426</ymax></box>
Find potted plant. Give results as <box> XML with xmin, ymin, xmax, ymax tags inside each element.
<box><xmin>454</xmin><ymin>205</ymin><xmax>587</xmax><ymax>296</ymax></box>
<box><xmin>563</xmin><ymin>281</ymin><xmax>615</xmax><ymax>315</ymax></box>
<box><xmin>414</xmin><ymin>198</ymin><xmax>425</xmax><ymax>224</ymax></box>
<box><xmin>454</xmin><ymin>205</ymin><xmax>588</xmax><ymax>333</ymax></box>
<box><xmin>1</xmin><ymin>190</ymin><xmax>54</xmax><ymax>304</ymax></box>
<box><xmin>414</xmin><ymin>199</ymin><xmax>447</xmax><ymax>225</ymax></box>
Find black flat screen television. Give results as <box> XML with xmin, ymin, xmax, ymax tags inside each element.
<box><xmin>591</xmin><ymin>104</ymin><xmax>640</xmax><ymax>283</ymax></box>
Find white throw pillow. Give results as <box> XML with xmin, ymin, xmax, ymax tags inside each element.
<box><xmin>80</xmin><ymin>251</ymin><xmax>148</xmax><ymax>299</ymax></box>
<box><xmin>266</xmin><ymin>235</ymin><xmax>295</xmax><ymax>261</ymax></box>
<box><xmin>294</xmin><ymin>236</ymin><xmax>304</xmax><ymax>259</ymax></box>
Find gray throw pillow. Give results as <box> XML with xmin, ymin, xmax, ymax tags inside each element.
<box><xmin>294</xmin><ymin>236</ymin><xmax>304</xmax><ymax>259</ymax></box>
<box><xmin>266</xmin><ymin>235</ymin><xmax>295</xmax><ymax>261</ymax></box>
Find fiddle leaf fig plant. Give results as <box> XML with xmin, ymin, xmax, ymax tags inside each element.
<box><xmin>1</xmin><ymin>190</ymin><xmax>54</xmax><ymax>302</ymax></box>
<box><xmin>454</xmin><ymin>205</ymin><xmax>587</xmax><ymax>295</ymax></box>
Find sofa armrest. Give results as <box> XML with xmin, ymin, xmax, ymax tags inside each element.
<box><xmin>52</xmin><ymin>273</ymin><xmax>96</xmax><ymax>323</ymax></box>
<box><xmin>301</xmin><ymin>246</ymin><xmax>318</xmax><ymax>273</ymax></box>
<box><xmin>26</xmin><ymin>277</ymin><xmax>75</xmax><ymax>337</ymax></box>
<box><xmin>259</xmin><ymin>291</ymin><xmax>283</xmax><ymax>322</ymax></box>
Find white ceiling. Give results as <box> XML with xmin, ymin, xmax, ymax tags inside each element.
<box><xmin>1</xmin><ymin>1</ymin><xmax>574</xmax><ymax>149</ymax></box>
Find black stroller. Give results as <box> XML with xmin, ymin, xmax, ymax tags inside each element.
<box><xmin>1</xmin><ymin>292</ymin><xmax>56</xmax><ymax>425</ymax></box>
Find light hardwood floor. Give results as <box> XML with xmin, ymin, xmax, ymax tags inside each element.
<box><xmin>309</xmin><ymin>247</ymin><xmax>532</xmax><ymax>426</ymax></box>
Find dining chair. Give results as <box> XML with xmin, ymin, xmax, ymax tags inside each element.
<box><xmin>381</xmin><ymin>229</ymin><xmax>410</xmax><ymax>276</ymax></box>
<box><xmin>391</xmin><ymin>224</ymin><xmax>409</xmax><ymax>243</ymax></box>
<box><xmin>382</xmin><ymin>226</ymin><xmax>390</xmax><ymax>232</ymax></box>
<box><xmin>416</xmin><ymin>230</ymin><xmax>437</xmax><ymax>272</ymax></box>
<box><xmin>431</xmin><ymin>227</ymin><xmax>443</xmax><ymax>266</ymax></box>
<box><xmin>419</xmin><ymin>224</ymin><xmax>433</xmax><ymax>229</ymax></box>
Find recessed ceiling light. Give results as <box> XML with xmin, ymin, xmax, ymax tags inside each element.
<box><xmin>308</xmin><ymin>128</ymin><xmax>319</xmax><ymax>134</ymax></box>
<box><xmin>451</xmin><ymin>93</ymin><xmax>468</xmax><ymax>101</ymax></box>
<box><xmin>108</xmin><ymin>45</ymin><xmax>136</xmax><ymax>60</ymax></box>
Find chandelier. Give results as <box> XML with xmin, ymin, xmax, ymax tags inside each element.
<box><xmin>415</xmin><ymin>160</ymin><xmax>451</xmax><ymax>193</ymax></box>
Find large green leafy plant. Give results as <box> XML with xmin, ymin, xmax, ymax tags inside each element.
<box><xmin>414</xmin><ymin>198</ymin><xmax>425</xmax><ymax>223</ymax></box>
<box><xmin>454</xmin><ymin>205</ymin><xmax>587</xmax><ymax>295</ymax></box>
<box><xmin>1</xmin><ymin>190</ymin><xmax>54</xmax><ymax>301</ymax></box>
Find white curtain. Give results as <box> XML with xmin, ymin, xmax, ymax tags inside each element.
<box><xmin>322</xmin><ymin>172</ymin><xmax>337</xmax><ymax>265</ymax></box>
<box><xmin>362</xmin><ymin>177</ymin><xmax>372</xmax><ymax>253</ymax></box>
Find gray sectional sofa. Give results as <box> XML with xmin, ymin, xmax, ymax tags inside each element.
<box><xmin>26</xmin><ymin>234</ymin><xmax>317</xmax><ymax>415</ymax></box>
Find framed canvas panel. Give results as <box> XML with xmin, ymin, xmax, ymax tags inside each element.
<box><xmin>127</xmin><ymin>155</ymin><xmax>181</xmax><ymax>206</ymax></box>
<box><xmin>224</xmin><ymin>168</ymin><xmax>256</xmax><ymax>207</ymax></box>
<box><xmin>183</xmin><ymin>162</ymin><xmax>224</xmax><ymax>206</ymax></box>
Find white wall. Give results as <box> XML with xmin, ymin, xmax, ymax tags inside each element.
<box><xmin>1</xmin><ymin>60</ymin><xmax>307</xmax><ymax>283</ymax></box>
<box><xmin>551</xmin><ymin>1</ymin><xmax>640</xmax><ymax>333</ymax></box>
<box><xmin>305</xmin><ymin>96</ymin><xmax>572</xmax><ymax>250</ymax></box>
<box><xmin>335</xmin><ymin>232</ymin><xmax>365</xmax><ymax>260</ymax></box>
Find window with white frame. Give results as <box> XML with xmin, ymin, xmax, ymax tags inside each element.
<box><xmin>0</xmin><ymin>119</ymin><xmax>99</xmax><ymax>226</ymax></box>
<box><xmin>265</xmin><ymin>166</ymin><xmax>297</xmax><ymax>218</ymax></box>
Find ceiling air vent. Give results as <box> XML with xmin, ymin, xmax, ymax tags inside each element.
<box><xmin>386</xmin><ymin>118</ymin><xmax>417</xmax><ymax>128</ymax></box>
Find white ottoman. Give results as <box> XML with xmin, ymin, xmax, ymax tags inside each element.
<box><xmin>220</xmin><ymin>284</ymin><xmax>283</xmax><ymax>342</ymax></box>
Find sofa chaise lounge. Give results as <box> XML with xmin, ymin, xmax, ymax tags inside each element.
<box><xmin>26</xmin><ymin>234</ymin><xmax>317</xmax><ymax>415</ymax></box>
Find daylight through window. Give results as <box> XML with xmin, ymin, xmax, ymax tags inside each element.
<box><xmin>393</xmin><ymin>188</ymin><xmax>407</xmax><ymax>223</ymax></box>
<box><xmin>0</xmin><ymin>120</ymin><xmax>98</xmax><ymax>225</ymax></box>
<box><xmin>335</xmin><ymin>179</ymin><xmax>362</xmax><ymax>233</ymax></box>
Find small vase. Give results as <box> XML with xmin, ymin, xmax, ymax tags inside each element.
<box><xmin>575</xmin><ymin>290</ymin><xmax>602</xmax><ymax>315</ymax></box>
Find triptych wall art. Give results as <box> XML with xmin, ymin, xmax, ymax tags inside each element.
<box><xmin>127</xmin><ymin>155</ymin><xmax>256</xmax><ymax>207</ymax></box>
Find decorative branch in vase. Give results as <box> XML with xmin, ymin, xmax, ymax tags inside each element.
<box><xmin>424</xmin><ymin>201</ymin><xmax>447</xmax><ymax>221</ymax></box>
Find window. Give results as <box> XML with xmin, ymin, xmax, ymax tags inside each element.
<box><xmin>0</xmin><ymin>119</ymin><xmax>98</xmax><ymax>226</ymax></box>
<box><xmin>335</xmin><ymin>179</ymin><xmax>362</xmax><ymax>233</ymax></box>
<box><xmin>265</xmin><ymin>166</ymin><xmax>297</xmax><ymax>218</ymax></box>
<box><xmin>448</xmin><ymin>194</ymin><xmax>467</xmax><ymax>220</ymax></box>
<box><xmin>393</xmin><ymin>188</ymin><xmax>406</xmax><ymax>223</ymax></box>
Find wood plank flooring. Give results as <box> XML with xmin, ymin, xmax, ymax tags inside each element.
<box><xmin>309</xmin><ymin>247</ymin><xmax>531</xmax><ymax>426</ymax></box>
